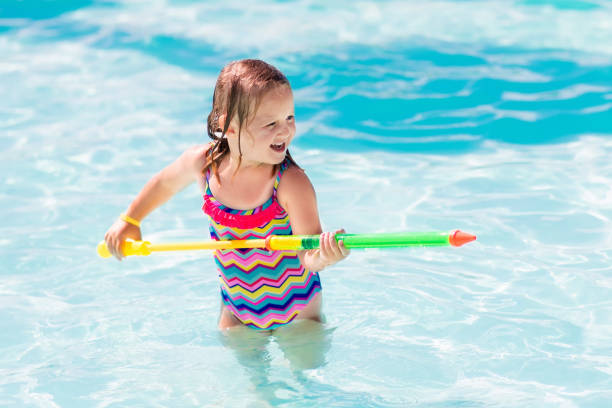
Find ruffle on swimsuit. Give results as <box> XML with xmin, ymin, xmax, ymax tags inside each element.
<box><xmin>202</xmin><ymin>189</ymin><xmax>285</xmax><ymax>229</ymax></box>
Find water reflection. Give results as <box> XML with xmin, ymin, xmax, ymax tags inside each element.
<box><xmin>218</xmin><ymin>319</ymin><xmax>334</xmax><ymax>405</ymax></box>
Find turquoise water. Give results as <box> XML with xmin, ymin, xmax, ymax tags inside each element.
<box><xmin>2</xmin><ymin>0</ymin><xmax>612</xmax><ymax>406</ymax></box>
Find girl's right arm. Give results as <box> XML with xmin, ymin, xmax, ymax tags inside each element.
<box><xmin>104</xmin><ymin>144</ymin><xmax>210</xmax><ymax>260</ymax></box>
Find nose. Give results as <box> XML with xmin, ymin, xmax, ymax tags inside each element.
<box><xmin>277</xmin><ymin>121</ymin><xmax>292</xmax><ymax>139</ymax></box>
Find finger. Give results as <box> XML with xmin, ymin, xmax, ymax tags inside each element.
<box><xmin>320</xmin><ymin>232</ymin><xmax>329</xmax><ymax>253</ymax></box>
<box><xmin>326</xmin><ymin>232</ymin><xmax>340</xmax><ymax>264</ymax></box>
<box><xmin>336</xmin><ymin>228</ymin><xmax>350</xmax><ymax>256</ymax></box>
<box><xmin>109</xmin><ymin>239</ymin><xmax>118</xmax><ymax>260</ymax></box>
<box><xmin>328</xmin><ymin>232</ymin><xmax>338</xmax><ymax>252</ymax></box>
<box><xmin>332</xmin><ymin>230</ymin><xmax>342</xmax><ymax>256</ymax></box>
<box><xmin>338</xmin><ymin>239</ymin><xmax>350</xmax><ymax>256</ymax></box>
<box><xmin>320</xmin><ymin>232</ymin><xmax>332</xmax><ymax>258</ymax></box>
<box><xmin>105</xmin><ymin>236</ymin><xmax>114</xmax><ymax>256</ymax></box>
<box><xmin>112</xmin><ymin>239</ymin><xmax>123</xmax><ymax>261</ymax></box>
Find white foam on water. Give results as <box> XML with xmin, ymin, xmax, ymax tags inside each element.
<box><xmin>50</xmin><ymin>0</ymin><xmax>612</xmax><ymax>62</ymax></box>
<box><xmin>503</xmin><ymin>84</ymin><xmax>612</xmax><ymax>102</ymax></box>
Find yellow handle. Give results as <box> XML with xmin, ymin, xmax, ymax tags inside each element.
<box><xmin>267</xmin><ymin>235</ymin><xmax>303</xmax><ymax>250</ymax></box>
<box><xmin>97</xmin><ymin>239</ymin><xmax>268</xmax><ymax>258</ymax></box>
<box><xmin>97</xmin><ymin>240</ymin><xmax>152</xmax><ymax>258</ymax></box>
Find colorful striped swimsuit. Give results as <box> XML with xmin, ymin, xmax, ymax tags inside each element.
<box><xmin>202</xmin><ymin>160</ymin><xmax>322</xmax><ymax>330</ymax></box>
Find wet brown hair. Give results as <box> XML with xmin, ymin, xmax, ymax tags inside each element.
<box><xmin>204</xmin><ymin>59</ymin><xmax>297</xmax><ymax>180</ymax></box>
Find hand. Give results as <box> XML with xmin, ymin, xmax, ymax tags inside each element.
<box><xmin>104</xmin><ymin>218</ymin><xmax>142</xmax><ymax>261</ymax></box>
<box><xmin>318</xmin><ymin>228</ymin><xmax>350</xmax><ymax>268</ymax></box>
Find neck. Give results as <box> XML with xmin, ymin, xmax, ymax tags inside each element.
<box><xmin>226</xmin><ymin>153</ymin><xmax>272</xmax><ymax>175</ymax></box>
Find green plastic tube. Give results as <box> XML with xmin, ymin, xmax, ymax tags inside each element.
<box><xmin>298</xmin><ymin>231</ymin><xmax>475</xmax><ymax>250</ymax></box>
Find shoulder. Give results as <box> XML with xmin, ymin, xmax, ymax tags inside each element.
<box><xmin>279</xmin><ymin>163</ymin><xmax>314</xmax><ymax>192</ymax></box>
<box><xmin>277</xmin><ymin>163</ymin><xmax>316</xmax><ymax>208</ymax></box>
<box><xmin>276</xmin><ymin>163</ymin><xmax>322</xmax><ymax>233</ymax></box>
<box><xmin>179</xmin><ymin>143</ymin><xmax>213</xmax><ymax>174</ymax></box>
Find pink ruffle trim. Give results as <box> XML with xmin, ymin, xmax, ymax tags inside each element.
<box><xmin>202</xmin><ymin>195</ymin><xmax>285</xmax><ymax>229</ymax></box>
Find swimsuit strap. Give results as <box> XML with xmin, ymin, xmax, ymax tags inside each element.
<box><xmin>272</xmin><ymin>159</ymin><xmax>289</xmax><ymax>198</ymax></box>
<box><xmin>204</xmin><ymin>167</ymin><xmax>211</xmax><ymax>193</ymax></box>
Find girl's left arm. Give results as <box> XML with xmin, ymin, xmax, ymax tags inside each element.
<box><xmin>277</xmin><ymin>166</ymin><xmax>350</xmax><ymax>272</ymax></box>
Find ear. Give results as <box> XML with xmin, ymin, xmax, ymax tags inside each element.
<box><xmin>217</xmin><ymin>114</ymin><xmax>236</xmax><ymax>137</ymax></box>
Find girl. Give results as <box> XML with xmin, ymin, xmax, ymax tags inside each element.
<box><xmin>104</xmin><ymin>59</ymin><xmax>350</xmax><ymax>331</ymax></box>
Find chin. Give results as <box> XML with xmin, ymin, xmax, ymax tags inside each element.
<box><xmin>267</xmin><ymin>150</ymin><xmax>288</xmax><ymax>165</ymax></box>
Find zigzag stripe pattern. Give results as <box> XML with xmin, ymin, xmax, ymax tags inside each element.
<box><xmin>214</xmin><ymin>255</ymin><xmax>303</xmax><ymax>283</ymax></box>
<box><xmin>202</xmin><ymin>159</ymin><xmax>322</xmax><ymax>330</ymax></box>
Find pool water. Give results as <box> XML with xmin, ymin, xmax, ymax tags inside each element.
<box><xmin>1</xmin><ymin>0</ymin><xmax>611</xmax><ymax>406</ymax></box>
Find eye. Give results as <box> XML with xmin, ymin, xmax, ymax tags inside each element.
<box><xmin>266</xmin><ymin>122</ymin><xmax>276</xmax><ymax>128</ymax></box>
<box><xmin>287</xmin><ymin>115</ymin><xmax>295</xmax><ymax>121</ymax></box>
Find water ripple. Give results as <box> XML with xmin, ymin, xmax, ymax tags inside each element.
<box><xmin>2</xmin><ymin>1</ymin><xmax>612</xmax><ymax>406</ymax></box>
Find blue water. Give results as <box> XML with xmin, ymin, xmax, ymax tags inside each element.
<box><xmin>2</xmin><ymin>0</ymin><xmax>612</xmax><ymax>406</ymax></box>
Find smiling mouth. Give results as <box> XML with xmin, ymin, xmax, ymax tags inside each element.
<box><xmin>270</xmin><ymin>142</ymin><xmax>286</xmax><ymax>152</ymax></box>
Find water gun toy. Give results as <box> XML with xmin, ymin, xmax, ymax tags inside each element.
<box><xmin>97</xmin><ymin>230</ymin><xmax>476</xmax><ymax>258</ymax></box>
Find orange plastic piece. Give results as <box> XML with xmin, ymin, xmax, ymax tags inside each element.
<box><xmin>448</xmin><ymin>230</ymin><xmax>477</xmax><ymax>247</ymax></box>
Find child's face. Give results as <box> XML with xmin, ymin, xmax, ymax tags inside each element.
<box><xmin>232</xmin><ymin>85</ymin><xmax>296</xmax><ymax>166</ymax></box>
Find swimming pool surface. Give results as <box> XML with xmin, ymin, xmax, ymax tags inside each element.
<box><xmin>1</xmin><ymin>0</ymin><xmax>611</xmax><ymax>406</ymax></box>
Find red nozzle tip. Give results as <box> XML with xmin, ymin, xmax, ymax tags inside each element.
<box><xmin>449</xmin><ymin>230</ymin><xmax>477</xmax><ymax>247</ymax></box>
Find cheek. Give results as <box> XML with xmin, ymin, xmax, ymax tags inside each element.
<box><xmin>245</xmin><ymin>134</ymin><xmax>258</xmax><ymax>149</ymax></box>
<box><xmin>243</xmin><ymin>131</ymin><xmax>267</xmax><ymax>151</ymax></box>
<box><xmin>259</xmin><ymin>128</ymin><xmax>275</xmax><ymax>141</ymax></box>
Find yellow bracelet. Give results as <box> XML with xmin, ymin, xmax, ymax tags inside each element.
<box><xmin>120</xmin><ymin>213</ymin><xmax>141</xmax><ymax>227</ymax></box>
